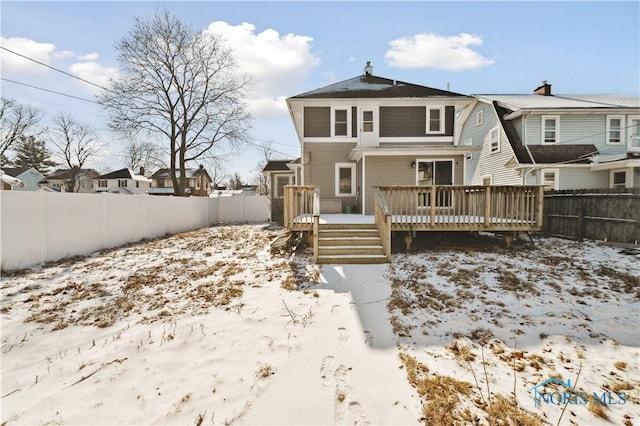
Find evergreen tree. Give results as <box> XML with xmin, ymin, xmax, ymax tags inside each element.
<box><xmin>13</xmin><ymin>135</ymin><xmax>57</xmax><ymax>173</ymax></box>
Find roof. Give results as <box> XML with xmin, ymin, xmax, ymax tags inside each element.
<box><xmin>290</xmin><ymin>74</ymin><xmax>470</xmax><ymax>99</ymax></box>
<box><xmin>262</xmin><ymin>159</ymin><xmax>297</xmax><ymax>172</ymax></box>
<box><xmin>493</xmin><ymin>103</ymin><xmax>532</xmax><ymax>164</ymax></box>
<box><xmin>98</xmin><ymin>168</ymin><xmax>151</xmax><ymax>182</ymax></box>
<box><xmin>148</xmin><ymin>187</ymin><xmax>192</xmax><ymax>195</ymax></box>
<box><xmin>150</xmin><ymin>168</ymin><xmax>211</xmax><ymax>181</ymax></box>
<box><xmin>44</xmin><ymin>168</ymin><xmax>100</xmax><ymax>180</ymax></box>
<box><xmin>527</xmin><ymin>144</ymin><xmax>598</xmax><ymax>164</ymax></box>
<box><xmin>1</xmin><ymin>167</ymin><xmax>30</xmax><ymax>177</ymax></box>
<box><xmin>476</xmin><ymin>94</ymin><xmax>640</xmax><ymax>111</ymax></box>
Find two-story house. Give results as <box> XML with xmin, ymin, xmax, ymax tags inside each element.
<box><xmin>148</xmin><ymin>165</ymin><xmax>212</xmax><ymax>196</ymax></box>
<box><xmin>286</xmin><ymin>62</ymin><xmax>476</xmax><ymax>215</ymax></box>
<box><xmin>95</xmin><ymin>168</ymin><xmax>151</xmax><ymax>194</ymax></box>
<box><xmin>460</xmin><ymin>82</ymin><xmax>640</xmax><ymax>190</ymax></box>
<box><xmin>39</xmin><ymin>168</ymin><xmax>100</xmax><ymax>193</ymax></box>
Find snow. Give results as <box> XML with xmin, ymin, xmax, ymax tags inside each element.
<box><xmin>1</xmin><ymin>224</ymin><xmax>638</xmax><ymax>425</ymax></box>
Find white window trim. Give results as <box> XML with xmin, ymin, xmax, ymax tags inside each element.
<box><xmin>610</xmin><ymin>168</ymin><xmax>630</xmax><ymax>189</ymax></box>
<box><xmin>489</xmin><ymin>127</ymin><xmax>501</xmax><ymax>154</ymax></box>
<box><xmin>606</xmin><ymin>115</ymin><xmax>625</xmax><ymax>145</ymax></box>
<box><xmin>275</xmin><ymin>174</ymin><xmax>294</xmax><ymax>198</ymax></box>
<box><xmin>629</xmin><ymin>115</ymin><xmax>640</xmax><ymax>152</ymax></box>
<box><xmin>541</xmin><ymin>115</ymin><xmax>560</xmax><ymax>145</ymax></box>
<box><xmin>335</xmin><ymin>163</ymin><xmax>356</xmax><ymax>197</ymax></box>
<box><xmin>331</xmin><ymin>107</ymin><xmax>350</xmax><ymax>137</ymax></box>
<box><xmin>541</xmin><ymin>168</ymin><xmax>559</xmax><ymax>190</ymax></box>
<box><xmin>476</xmin><ymin>110</ymin><xmax>484</xmax><ymax>126</ymax></box>
<box><xmin>426</xmin><ymin>106</ymin><xmax>445</xmax><ymax>134</ymax></box>
<box><xmin>481</xmin><ymin>174</ymin><xmax>493</xmax><ymax>185</ymax></box>
<box><xmin>415</xmin><ymin>159</ymin><xmax>455</xmax><ymax>185</ymax></box>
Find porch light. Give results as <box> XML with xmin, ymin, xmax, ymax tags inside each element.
<box><xmin>411</xmin><ymin>160</ymin><xmax>416</xmax><ymax>169</ymax></box>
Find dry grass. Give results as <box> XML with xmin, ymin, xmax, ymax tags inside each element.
<box><xmin>614</xmin><ymin>361</ymin><xmax>628</xmax><ymax>371</ymax></box>
<box><xmin>587</xmin><ymin>395</ymin><xmax>608</xmax><ymax>419</ymax></box>
<box><xmin>448</xmin><ymin>341</ymin><xmax>476</xmax><ymax>362</ymax></box>
<box><xmin>255</xmin><ymin>363</ymin><xmax>275</xmax><ymax>378</ymax></box>
<box><xmin>487</xmin><ymin>394</ymin><xmax>543</xmax><ymax>426</ymax></box>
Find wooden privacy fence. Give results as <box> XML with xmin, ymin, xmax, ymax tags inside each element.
<box><xmin>377</xmin><ymin>185</ymin><xmax>544</xmax><ymax>231</ymax></box>
<box><xmin>543</xmin><ymin>188</ymin><xmax>640</xmax><ymax>244</ymax></box>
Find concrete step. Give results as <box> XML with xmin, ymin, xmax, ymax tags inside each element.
<box><xmin>316</xmin><ymin>254</ymin><xmax>389</xmax><ymax>264</ymax></box>
<box><xmin>318</xmin><ymin>245</ymin><xmax>385</xmax><ymax>256</ymax></box>
<box><xmin>318</xmin><ymin>236</ymin><xmax>382</xmax><ymax>246</ymax></box>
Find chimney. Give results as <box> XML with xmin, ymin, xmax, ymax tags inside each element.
<box><xmin>139</xmin><ymin>166</ymin><xmax>145</xmax><ymax>177</ymax></box>
<box><xmin>534</xmin><ymin>80</ymin><xmax>552</xmax><ymax>96</ymax></box>
<box><xmin>364</xmin><ymin>61</ymin><xmax>373</xmax><ymax>77</ymax></box>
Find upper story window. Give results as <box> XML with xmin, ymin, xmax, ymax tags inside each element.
<box><xmin>426</xmin><ymin>107</ymin><xmax>444</xmax><ymax>134</ymax></box>
<box><xmin>490</xmin><ymin>127</ymin><xmax>500</xmax><ymax>153</ymax></box>
<box><xmin>333</xmin><ymin>109</ymin><xmax>348</xmax><ymax>136</ymax></box>
<box><xmin>606</xmin><ymin>115</ymin><xmax>624</xmax><ymax>144</ymax></box>
<box><xmin>362</xmin><ymin>111</ymin><xmax>374</xmax><ymax>132</ymax></box>
<box><xmin>476</xmin><ymin>110</ymin><xmax>484</xmax><ymax>126</ymax></box>
<box><xmin>542</xmin><ymin>116</ymin><xmax>559</xmax><ymax>144</ymax></box>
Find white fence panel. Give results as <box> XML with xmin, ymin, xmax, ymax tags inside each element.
<box><xmin>1</xmin><ymin>192</ymin><xmax>271</xmax><ymax>271</ymax></box>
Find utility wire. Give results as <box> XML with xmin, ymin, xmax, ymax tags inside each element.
<box><xmin>0</xmin><ymin>46</ymin><xmax>113</xmax><ymax>93</ymax></box>
<box><xmin>1</xmin><ymin>77</ymin><xmax>101</xmax><ymax>105</ymax></box>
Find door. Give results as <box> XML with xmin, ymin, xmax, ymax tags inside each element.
<box><xmin>416</xmin><ymin>160</ymin><xmax>454</xmax><ymax>207</ymax></box>
<box><xmin>359</xmin><ymin>108</ymin><xmax>377</xmax><ymax>147</ymax></box>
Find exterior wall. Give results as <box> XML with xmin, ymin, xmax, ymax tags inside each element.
<box><xmin>526</xmin><ymin>167</ymin><xmax>608</xmax><ymax>189</ymax></box>
<box><xmin>634</xmin><ymin>168</ymin><xmax>640</xmax><ymax>188</ymax></box>
<box><xmin>97</xmin><ymin>179</ymin><xmax>151</xmax><ymax>194</ymax></box>
<box><xmin>459</xmin><ymin>101</ymin><xmax>522</xmax><ymax>185</ymax></box>
<box><xmin>363</xmin><ymin>154</ymin><xmax>464</xmax><ymax>214</ymax></box>
<box><xmin>379</xmin><ymin>106</ymin><xmax>454</xmax><ymax>137</ymax></box>
<box><xmin>303</xmin><ymin>142</ymin><xmax>357</xmax><ymax>212</ymax></box>
<box><xmin>14</xmin><ymin>169</ymin><xmax>44</xmax><ymax>191</ymax></box>
<box><xmin>303</xmin><ymin>107</ymin><xmax>331</xmax><ymax>137</ymax></box>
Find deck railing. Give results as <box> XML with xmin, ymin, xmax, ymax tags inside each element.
<box><xmin>374</xmin><ymin>188</ymin><xmax>392</xmax><ymax>260</ymax></box>
<box><xmin>283</xmin><ymin>185</ymin><xmax>319</xmax><ymax>231</ymax></box>
<box><xmin>377</xmin><ymin>185</ymin><xmax>544</xmax><ymax>231</ymax></box>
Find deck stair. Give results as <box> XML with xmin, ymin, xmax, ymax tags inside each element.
<box><xmin>316</xmin><ymin>223</ymin><xmax>388</xmax><ymax>264</ymax></box>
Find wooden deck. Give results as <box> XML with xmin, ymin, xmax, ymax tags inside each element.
<box><xmin>283</xmin><ymin>185</ymin><xmax>544</xmax><ymax>263</ymax></box>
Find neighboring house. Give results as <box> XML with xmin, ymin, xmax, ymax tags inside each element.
<box><xmin>95</xmin><ymin>168</ymin><xmax>152</xmax><ymax>194</ymax></box>
<box><xmin>261</xmin><ymin>158</ymin><xmax>300</xmax><ymax>224</ymax></box>
<box><xmin>1</xmin><ymin>170</ymin><xmax>24</xmax><ymax>190</ymax></box>
<box><xmin>148</xmin><ymin>166</ymin><xmax>212</xmax><ymax>196</ymax></box>
<box><xmin>286</xmin><ymin>62</ymin><xmax>476</xmax><ymax>214</ymax></box>
<box><xmin>39</xmin><ymin>168</ymin><xmax>100</xmax><ymax>193</ymax></box>
<box><xmin>1</xmin><ymin>167</ymin><xmax>45</xmax><ymax>191</ymax></box>
<box><xmin>459</xmin><ymin>82</ymin><xmax>640</xmax><ymax>190</ymax></box>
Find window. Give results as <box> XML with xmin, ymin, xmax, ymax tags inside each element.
<box><xmin>275</xmin><ymin>175</ymin><xmax>293</xmax><ymax>198</ymax></box>
<box><xmin>334</xmin><ymin>109</ymin><xmax>348</xmax><ymax>136</ymax></box>
<box><xmin>362</xmin><ymin>111</ymin><xmax>374</xmax><ymax>132</ymax></box>
<box><xmin>612</xmin><ymin>171</ymin><xmax>627</xmax><ymax>189</ymax></box>
<box><xmin>542</xmin><ymin>116</ymin><xmax>559</xmax><ymax>144</ymax></box>
<box><xmin>426</xmin><ymin>107</ymin><xmax>444</xmax><ymax>134</ymax></box>
<box><xmin>606</xmin><ymin>115</ymin><xmax>624</xmax><ymax>144</ymax></box>
<box><xmin>136</xmin><ymin>181</ymin><xmax>140</xmax><ymax>188</ymax></box>
<box><xmin>476</xmin><ymin>110</ymin><xmax>484</xmax><ymax>126</ymax></box>
<box><xmin>629</xmin><ymin>116</ymin><xmax>640</xmax><ymax>151</ymax></box>
<box><xmin>98</xmin><ymin>180</ymin><xmax>107</xmax><ymax>188</ymax></box>
<box><xmin>481</xmin><ymin>175</ymin><xmax>493</xmax><ymax>186</ymax></box>
<box><xmin>541</xmin><ymin>169</ymin><xmax>558</xmax><ymax>190</ymax></box>
<box><xmin>335</xmin><ymin>163</ymin><xmax>356</xmax><ymax>196</ymax></box>
<box><xmin>490</xmin><ymin>127</ymin><xmax>500</xmax><ymax>153</ymax></box>
<box><xmin>118</xmin><ymin>180</ymin><xmax>128</xmax><ymax>188</ymax></box>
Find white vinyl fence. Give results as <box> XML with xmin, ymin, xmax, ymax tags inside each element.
<box><xmin>0</xmin><ymin>191</ymin><xmax>270</xmax><ymax>271</ymax></box>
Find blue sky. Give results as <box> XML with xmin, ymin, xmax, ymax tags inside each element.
<box><xmin>1</xmin><ymin>1</ymin><xmax>639</xmax><ymax>181</ymax></box>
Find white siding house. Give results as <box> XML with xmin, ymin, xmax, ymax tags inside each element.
<box><xmin>95</xmin><ymin>168</ymin><xmax>151</xmax><ymax>194</ymax></box>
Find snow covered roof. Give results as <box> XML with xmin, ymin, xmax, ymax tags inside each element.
<box><xmin>476</xmin><ymin>94</ymin><xmax>640</xmax><ymax>110</ymax></box>
<box><xmin>150</xmin><ymin>168</ymin><xmax>211</xmax><ymax>181</ymax></box>
<box><xmin>98</xmin><ymin>168</ymin><xmax>151</xmax><ymax>182</ymax></box>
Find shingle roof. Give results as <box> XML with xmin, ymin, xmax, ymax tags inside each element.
<box><xmin>290</xmin><ymin>75</ymin><xmax>470</xmax><ymax>99</ymax></box>
<box><xmin>476</xmin><ymin>94</ymin><xmax>640</xmax><ymax>110</ymax></box>
<box><xmin>1</xmin><ymin>167</ymin><xmax>30</xmax><ymax>177</ymax></box>
<box><xmin>98</xmin><ymin>168</ymin><xmax>150</xmax><ymax>181</ymax></box>
<box><xmin>262</xmin><ymin>159</ymin><xmax>297</xmax><ymax>172</ymax></box>
<box><xmin>527</xmin><ymin>145</ymin><xmax>598</xmax><ymax>164</ymax></box>
<box><xmin>493</xmin><ymin>103</ymin><xmax>532</xmax><ymax>164</ymax></box>
<box><xmin>44</xmin><ymin>168</ymin><xmax>100</xmax><ymax>180</ymax></box>
<box><xmin>150</xmin><ymin>168</ymin><xmax>211</xmax><ymax>181</ymax></box>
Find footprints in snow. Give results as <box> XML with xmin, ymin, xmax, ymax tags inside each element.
<box><xmin>319</xmin><ymin>355</ymin><xmax>369</xmax><ymax>425</ymax></box>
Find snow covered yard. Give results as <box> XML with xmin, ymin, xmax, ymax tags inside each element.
<box><xmin>1</xmin><ymin>224</ymin><xmax>638</xmax><ymax>425</ymax></box>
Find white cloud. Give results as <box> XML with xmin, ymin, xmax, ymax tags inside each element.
<box><xmin>0</xmin><ymin>37</ymin><xmax>56</xmax><ymax>74</ymax></box>
<box><xmin>69</xmin><ymin>62</ymin><xmax>119</xmax><ymax>94</ymax></box>
<box><xmin>78</xmin><ymin>52</ymin><xmax>100</xmax><ymax>61</ymax></box>
<box><xmin>385</xmin><ymin>32</ymin><xmax>495</xmax><ymax>71</ymax></box>
<box><xmin>204</xmin><ymin>21</ymin><xmax>319</xmax><ymax>117</ymax></box>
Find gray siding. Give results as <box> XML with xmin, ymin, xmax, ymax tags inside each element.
<box><xmin>379</xmin><ymin>106</ymin><xmax>454</xmax><ymax>137</ymax></box>
<box><xmin>303</xmin><ymin>142</ymin><xmax>358</xmax><ymax>211</ymax></box>
<box><xmin>635</xmin><ymin>169</ymin><xmax>640</xmax><ymax>188</ymax></box>
<box><xmin>303</xmin><ymin>107</ymin><xmax>330</xmax><ymax>137</ymax></box>
<box><xmin>557</xmin><ymin>168</ymin><xmax>608</xmax><ymax>190</ymax></box>
<box><xmin>363</xmin><ymin>155</ymin><xmax>464</xmax><ymax>214</ymax></box>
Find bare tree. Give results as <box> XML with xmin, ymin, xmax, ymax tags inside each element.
<box><xmin>1</xmin><ymin>97</ymin><xmax>43</xmax><ymax>167</ymax></box>
<box><xmin>98</xmin><ymin>9</ymin><xmax>251</xmax><ymax>196</ymax></box>
<box><xmin>254</xmin><ymin>142</ymin><xmax>274</xmax><ymax>195</ymax></box>
<box><xmin>48</xmin><ymin>113</ymin><xmax>103</xmax><ymax>192</ymax></box>
<box><xmin>121</xmin><ymin>138</ymin><xmax>164</xmax><ymax>173</ymax></box>
<box><xmin>227</xmin><ymin>172</ymin><xmax>244</xmax><ymax>190</ymax></box>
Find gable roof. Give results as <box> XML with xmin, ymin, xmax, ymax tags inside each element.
<box><xmin>150</xmin><ymin>167</ymin><xmax>212</xmax><ymax>182</ymax></box>
<box><xmin>98</xmin><ymin>168</ymin><xmax>150</xmax><ymax>182</ymax></box>
<box><xmin>1</xmin><ymin>167</ymin><xmax>30</xmax><ymax>177</ymax></box>
<box><xmin>493</xmin><ymin>103</ymin><xmax>532</xmax><ymax>164</ymax></box>
<box><xmin>262</xmin><ymin>159</ymin><xmax>297</xmax><ymax>172</ymax></box>
<box><xmin>290</xmin><ymin>74</ymin><xmax>470</xmax><ymax>99</ymax></box>
<box><xmin>527</xmin><ymin>145</ymin><xmax>598</xmax><ymax>164</ymax></box>
<box><xmin>44</xmin><ymin>168</ymin><xmax>100</xmax><ymax>180</ymax></box>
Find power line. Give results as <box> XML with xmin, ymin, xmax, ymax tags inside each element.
<box><xmin>0</xmin><ymin>46</ymin><xmax>113</xmax><ymax>93</ymax></box>
<box><xmin>1</xmin><ymin>77</ymin><xmax>101</xmax><ymax>105</ymax></box>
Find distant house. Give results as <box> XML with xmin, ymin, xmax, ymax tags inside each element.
<box><xmin>1</xmin><ymin>170</ymin><xmax>24</xmax><ymax>190</ymax></box>
<box><xmin>149</xmin><ymin>166</ymin><xmax>212</xmax><ymax>196</ymax></box>
<box><xmin>459</xmin><ymin>82</ymin><xmax>640</xmax><ymax>189</ymax></box>
<box><xmin>39</xmin><ymin>168</ymin><xmax>100</xmax><ymax>193</ymax></box>
<box><xmin>261</xmin><ymin>158</ymin><xmax>300</xmax><ymax>224</ymax></box>
<box><xmin>1</xmin><ymin>167</ymin><xmax>44</xmax><ymax>191</ymax></box>
<box><xmin>95</xmin><ymin>168</ymin><xmax>151</xmax><ymax>194</ymax></box>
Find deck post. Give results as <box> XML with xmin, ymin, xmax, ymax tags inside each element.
<box><xmin>484</xmin><ymin>185</ymin><xmax>492</xmax><ymax>227</ymax></box>
<box><xmin>430</xmin><ymin>186</ymin><xmax>436</xmax><ymax>226</ymax></box>
<box><xmin>283</xmin><ymin>186</ymin><xmax>290</xmax><ymax>229</ymax></box>
<box><xmin>312</xmin><ymin>187</ymin><xmax>320</xmax><ymax>263</ymax></box>
<box><xmin>536</xmin><ymin>185</ymin><xmax>544</xmax><ymax>230</ymax></box>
